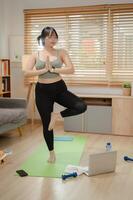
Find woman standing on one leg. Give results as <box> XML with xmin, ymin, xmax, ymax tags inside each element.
<box><xmin>24</xmin><ymin>27</ymin><xmax>87</xmax><ymax>163</ymax></box>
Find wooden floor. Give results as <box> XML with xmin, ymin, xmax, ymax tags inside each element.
<box><xmin>0</xmin><ymin>121</ymin><xmax>133</xmax><ymax>200</ymax></box>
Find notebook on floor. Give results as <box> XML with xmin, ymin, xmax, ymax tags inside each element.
<box><xmin>87</xmin><ymin>151</ymin><xmax>117</xmax><ymax>176</ymax></box>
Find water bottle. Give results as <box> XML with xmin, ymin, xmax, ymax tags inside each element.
<box><xmin>106</xmin><ymin>142</ymin><xmax>112</xmax><ymax>151</ymax></box>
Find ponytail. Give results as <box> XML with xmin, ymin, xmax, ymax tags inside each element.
<box><xmin>37</xmin><ymin>35</ymin><xmax>42</xmax><ymax>45</ymax></box>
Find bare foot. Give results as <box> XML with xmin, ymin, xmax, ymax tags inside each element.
<box><xmin>48</xmin><ymin>112</ymin><xmax>62</xmax><ymax>131</ymax></box>
<box><xmin>47</xmin><ymin>150</ymin><xmax>56</xmax><ymax>163</ymax></box>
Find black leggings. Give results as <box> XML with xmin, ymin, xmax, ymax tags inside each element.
<box><xmin>35</xmin><ymin>80</ymin><xmax>87</xmax><ymax>151</ymax></box>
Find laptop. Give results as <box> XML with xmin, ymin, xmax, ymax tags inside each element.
<box><xmin>88</xmin><ymin>151</ymin><xmax>117</xmax><ymax>176</ymax></box>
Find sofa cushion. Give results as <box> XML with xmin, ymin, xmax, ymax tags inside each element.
<box><xmin>0</xmin><ymin>108</ymin><xmax>27</xmax><ymax>126</ymax></box>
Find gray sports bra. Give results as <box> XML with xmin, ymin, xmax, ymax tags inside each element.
<box><xmin>35</xmin><ymin>50</ymin><xmax>63</xmax><ymax>79</ymax></box>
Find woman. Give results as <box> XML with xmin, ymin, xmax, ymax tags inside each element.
<box><xmin>24</xmin><ymin>27</ymin><xmax>87</xmax><ymax>163</ymax></box>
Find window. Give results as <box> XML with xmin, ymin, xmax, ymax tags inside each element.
<box><xmin>112</xmin><ymin>8</ymin><xmax>133</xmax><ymax>81</ymax></box>
<box><xmin>24</xmin><ymin>4</ymin><xmax>133</xmax><ymax>85</ymax></box>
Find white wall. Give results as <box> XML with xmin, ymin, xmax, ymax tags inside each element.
<box><xmin>0</xmin><ymin>0</ymin><xmax>5</xmax><ymax>57</ymax></box>
<box><xmin>0</xmin><ymin>1</ymin><xmax>2</xmax><ymax>55</ymax></box>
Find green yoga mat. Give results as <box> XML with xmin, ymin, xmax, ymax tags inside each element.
<box><xmin>20</xmin><ymin>135</ymin><xmax>86</xmax><ymax>178</ymax></box>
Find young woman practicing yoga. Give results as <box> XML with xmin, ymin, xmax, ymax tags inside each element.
<box><xmin>24</xmin><ymin>27</ymin><xmax>87</xmax><ymax>163</ymax></box>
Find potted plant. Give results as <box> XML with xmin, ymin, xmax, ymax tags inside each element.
<box><xmin>122</xmin><ymin>82</ymin><xmax>131</xmax><ymax>96</ymax></box>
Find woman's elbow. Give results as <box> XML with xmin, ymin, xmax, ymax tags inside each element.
<box><xmin>70</xmin><ymin>68</ymin><xmax>75</xmax><ymax>74</ymax></box>
<box><xmin>23</xmin><ymin>70</ymin><xmax>29</xmax><ymax>77</ymax></box>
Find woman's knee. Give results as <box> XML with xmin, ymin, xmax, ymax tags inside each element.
<box><xmin>75</xmin><ymin>101</ymin><xmax>87</xmax><ymax>114</ymax></box>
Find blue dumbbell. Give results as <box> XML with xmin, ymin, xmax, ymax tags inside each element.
<box><xmin>62</xmin><ymin>172</ymin><xmax>78</xmax><ymax>180</ymax></box>
<box><xmin>124</xmin><ymin>156</ymin><xmax>133</xmax><ymax>161</ymax></box>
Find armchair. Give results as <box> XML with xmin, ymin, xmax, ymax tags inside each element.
<box><xmin>0</xmin><ymin>98</ymin><xmax>27</xmax><ymax>136</ymax></box>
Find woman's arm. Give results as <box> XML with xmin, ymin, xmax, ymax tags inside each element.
<box><xmin>23</xmin><ymin>54</ymin><xmax>48</xmax><ymax>77</ymax></box>
<box><xmin>52</xmin><ymin>49</ymin><xmax>75</xmax><ymax>74</ymax></box>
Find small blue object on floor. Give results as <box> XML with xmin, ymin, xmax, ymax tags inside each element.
<box><xmin>62</xmin><ymin>172</ymin><xmax>77</xmax><ymax>180</ymax></box>
<box><xmin>54</xmin><ymin>136</ymin><xmax>74</xmax><ymax>141</ymax></box>
<box><xmin>124</xmin><ymin>156</ymin><xmax>133</xmax><ymax>162</ymax></box>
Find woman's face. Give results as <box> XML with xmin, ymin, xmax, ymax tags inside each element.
<box><xmin>44</xmin><ymin>32</ymin><xmax>58</xmax><ymax>47</ymax></box>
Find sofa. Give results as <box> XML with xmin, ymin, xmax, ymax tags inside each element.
<box><xmin>0</xmin><ymin>98</ymin><xmax>27</xmax><ymax>136</ymax></box>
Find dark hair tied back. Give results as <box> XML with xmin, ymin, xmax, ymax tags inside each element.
<box><xmin>37</xmin><ymin>26</ymin><xmax>58</xmax><ymax>46</ymax></box>
<box><xmin>37</xmin><ymin>35</ymin><xmax>42</xmax><ymax>42</ymax></box>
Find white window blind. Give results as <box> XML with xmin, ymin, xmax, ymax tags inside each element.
<box><xmin>24</xmin><ymin>4</ymin><xmax>133</xmax><ymax>85</ymax></box>
<box><xmin>111</xmin><ymin>7</ymin><xmax>133</xmax><ymax>81</ymax></box>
